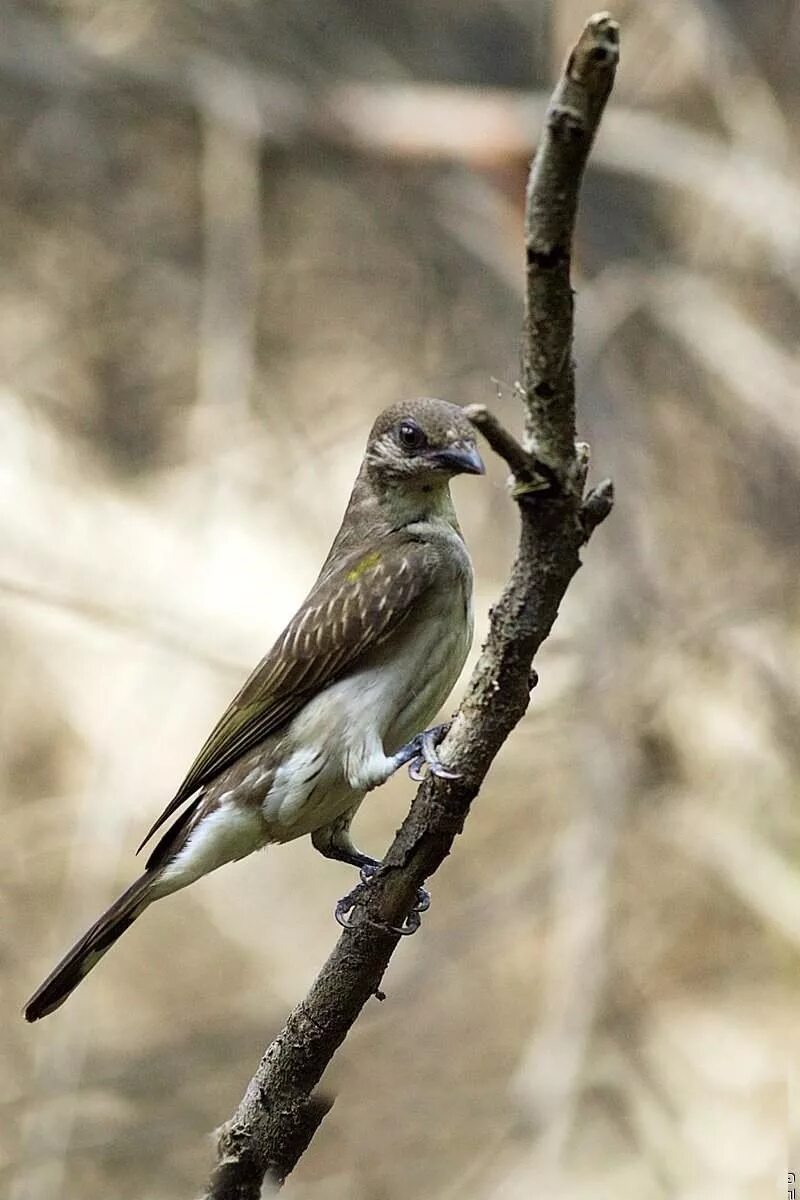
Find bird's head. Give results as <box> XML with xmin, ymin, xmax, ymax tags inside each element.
<box><xmin>364</xmin><ymin>398</ymin><xmax>485</xmax><ymax>489</ymax></box>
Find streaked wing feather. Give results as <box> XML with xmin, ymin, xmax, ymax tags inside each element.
<box><xmin>137</xmin><ymin>537</ymin><xmax>436</xmax><ymax>854</ymax></box>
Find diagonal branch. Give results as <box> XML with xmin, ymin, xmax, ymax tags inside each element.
<box><xmin>202</xmin><ymin>13</ymin><xmax>619</xmax><ymax>1198</ymax></box>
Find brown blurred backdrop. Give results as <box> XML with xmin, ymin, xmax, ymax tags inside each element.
<box><xmin>2</xmin><ymin>2</ymin><xmax>800</xmax><ymax>1197</ymax></box>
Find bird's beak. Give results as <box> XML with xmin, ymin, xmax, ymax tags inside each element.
<box><xmin>431</xmin><ymin>442</ymin><xmax>486</xmax><ymax>476</ymax></box>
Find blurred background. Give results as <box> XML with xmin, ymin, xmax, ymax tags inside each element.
<box><xmin>2</xmin><ymin>1</ymin><xmax>799</xmax><ymax>1197</ymax></box>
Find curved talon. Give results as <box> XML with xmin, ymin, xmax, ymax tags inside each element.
<box><xmin>395</xmin><ymin>721</ymin><xmax>459</xmax><ymax>782</ymax></box>
<box><xmin>430</xmin><ymin>761</ymin><xmax>460</xmax><ymax>780</ymax></box>
<box><xmin>335</xmin><ymin>878</ymin><xmax>369</xmax><ymax>928</ymax></box>
<box><xmin>335</xmin><ymin>899</ymin><xmax>357</xmax><ymax>929</ymax></box>
<box><xmin>386</xmin><ymin>910</ymin><xmax>421</xmax><ymax>936</ymax></box>
<box><xmin>406</xmin><ymin>727</ymin><xmax>459</xmax><ymax>782</ymax></box>
<box><xmin>408</xmin><ymin>757</ymin><xmax>427</xmax><ymax>782</ymax></box>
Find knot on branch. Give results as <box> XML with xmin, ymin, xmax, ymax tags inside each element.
<box><xmin>548</xmin><ymin>104</ymin><xmax>586</xmax><ymax>143</ymax></box>
<box><xmin>526</xmin><ymin>245</ymin><xmax>568</xmax><ymax>271</ymax></box>
<box><xmin>211</xmin><ymin>1090</ymin><xmax>333</xmax><ymax>1196</ymax></box>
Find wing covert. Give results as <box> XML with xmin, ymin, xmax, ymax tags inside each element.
<box><xmin>137</xmin><ymin>536</ymin><xmax>438</xmax><ymax>853</ymax></box>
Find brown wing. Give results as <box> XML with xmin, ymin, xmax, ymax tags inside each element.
<box><xmin>137</xmin><ymin>535</ymin><xmax>438</xmax><ymax>853</ymax></box>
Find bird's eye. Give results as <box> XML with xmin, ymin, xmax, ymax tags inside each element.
<box><xmin>397</xmin><ymin>419</ymin><xmax>427</xmax><ymax>451</ymax></box>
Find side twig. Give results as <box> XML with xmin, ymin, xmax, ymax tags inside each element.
<box><xmin>202</xmin><ymin>13</ymin><xmax>619</xmax><ymax>1197</ymax></box>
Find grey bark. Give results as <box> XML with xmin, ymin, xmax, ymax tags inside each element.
<box><xmin>202</xmin><ymin>13</ymin><xmax>619</xmax><ymax>1198</ymax></box>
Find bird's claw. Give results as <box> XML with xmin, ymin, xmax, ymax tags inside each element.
<box><xmin>334</xmin><ymin>865</ymin><xmax>430</xmax><ymax>935</ymax></box>
<box><xmin>405</xmin><ymin>724</ymin><xmax>459</xmax><ymax>782</ymax></box>
<box><xmin>381</xmin><ymin>884</ymin><xmax>430</xmax><ymax>935</ymax></box>
<box><xmin>391</xmin><ymin>910</ymin><xmax>422</xmax><ymax>936</ymax></box>
<box><xmin>335</xmin><ymin>882</ymin><xmax>365</xmax><ymax>930</ymax></box>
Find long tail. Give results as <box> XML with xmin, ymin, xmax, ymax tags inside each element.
<box><xmin>24</xmin><ymin>873</ymin><xmax>155</xmax><ymax>1022</ymax></box>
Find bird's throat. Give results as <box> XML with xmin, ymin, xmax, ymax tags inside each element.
<box><xmin>382</xmin><ymin>476</ymin><xmax>459</xmax><ymax>532</ymax></box>
<box><xmin>322</xmin><ymin>468</ymin><xmax>462</xmax><ymax>577</ymax></box>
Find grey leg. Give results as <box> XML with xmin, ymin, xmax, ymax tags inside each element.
<box><xmin>311</xmin><ymin>810</ymin><xmax>379</xmax><ymax>873</ymax></box>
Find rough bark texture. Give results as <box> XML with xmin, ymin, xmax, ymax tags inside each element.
<box><xmin>202</xmin><ymin>13</ymin><xmax>619</xmax><ymax>1198</ymax></box>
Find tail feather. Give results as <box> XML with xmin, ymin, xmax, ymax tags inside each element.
<box><xmin>24</xmin><ymin>874</ymin><xmax>154</xmax><ymax>1022</ymax></box>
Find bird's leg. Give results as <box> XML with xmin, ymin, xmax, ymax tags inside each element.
<box><xmin>389</xmin><ymin>721</ymin><xmax>459</xmax><ymax>782</ymax></box>
<box><xmin>312</xmin><ymin>814</ymin><xmax>380</xmax><ymax>873</ymax></box>
<box><xmin>313</xmin><ymin>818</ymin><xmax>430</xmax><ymax>935</ymax></box>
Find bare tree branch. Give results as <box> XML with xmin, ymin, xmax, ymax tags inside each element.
<box><xmin>202</xmin><ymin>13</ymin><xmax>619</xmax><ymax>1198</ymax></box>
<box><xmin>523</xmin><ymin>14</ymin><xmax>619</xmax><ymax>467</ymax></box>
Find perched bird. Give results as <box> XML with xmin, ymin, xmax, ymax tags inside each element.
<box><xmin>25</xmin><ymin>398</ymin><xmax>484</xmax><ymax>1022</ymax></box>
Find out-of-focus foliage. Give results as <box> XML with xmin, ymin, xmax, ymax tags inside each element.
<box><xmin>2</xmin><ymin>2</ymin><xmax>799</xmax><ymax>1197</ymax></box>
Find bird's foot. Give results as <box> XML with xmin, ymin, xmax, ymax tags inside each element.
<box><xmin>334</xmin><ymin>862</ymin><xmax>430</xmax><ymax>936</ymax></box>
<box><xmin>360</xmin><ymin>863</ymin><xmax>431</xmax><ymax>919</ymax></box>
<box><xmin>392</xmin><ymin>722</ymin><xmax>459</xmax><ymax>783</ymax></box>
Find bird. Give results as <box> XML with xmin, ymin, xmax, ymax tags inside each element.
<box><xmin>24</xmin><ymin>397</ymin><xmax>484</xmax><ymax>1022</ymax></box>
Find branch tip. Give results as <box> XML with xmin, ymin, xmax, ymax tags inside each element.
<box><xmin>522</xmin><ymin>11</ymin><xmax>618</xmax><ymax>469</ymax></box>
<box><xmin>570</xmin><ymin>13</ymin><xmax>620</xmax><ymax>81</ymax></box>
<box><xmin>464</xmin><ymin>404</ymin><xmax>530</xmax><ymax>478</ymax></box>
<box><xmin>581</xmin><ymin>478</ymin><xmax>615</xmax><ymax>539</ymax></box>
<box><xmin>465</xmin><ymin>404</ymin><xmax>557</xmax><ymax>497</ymax></box>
